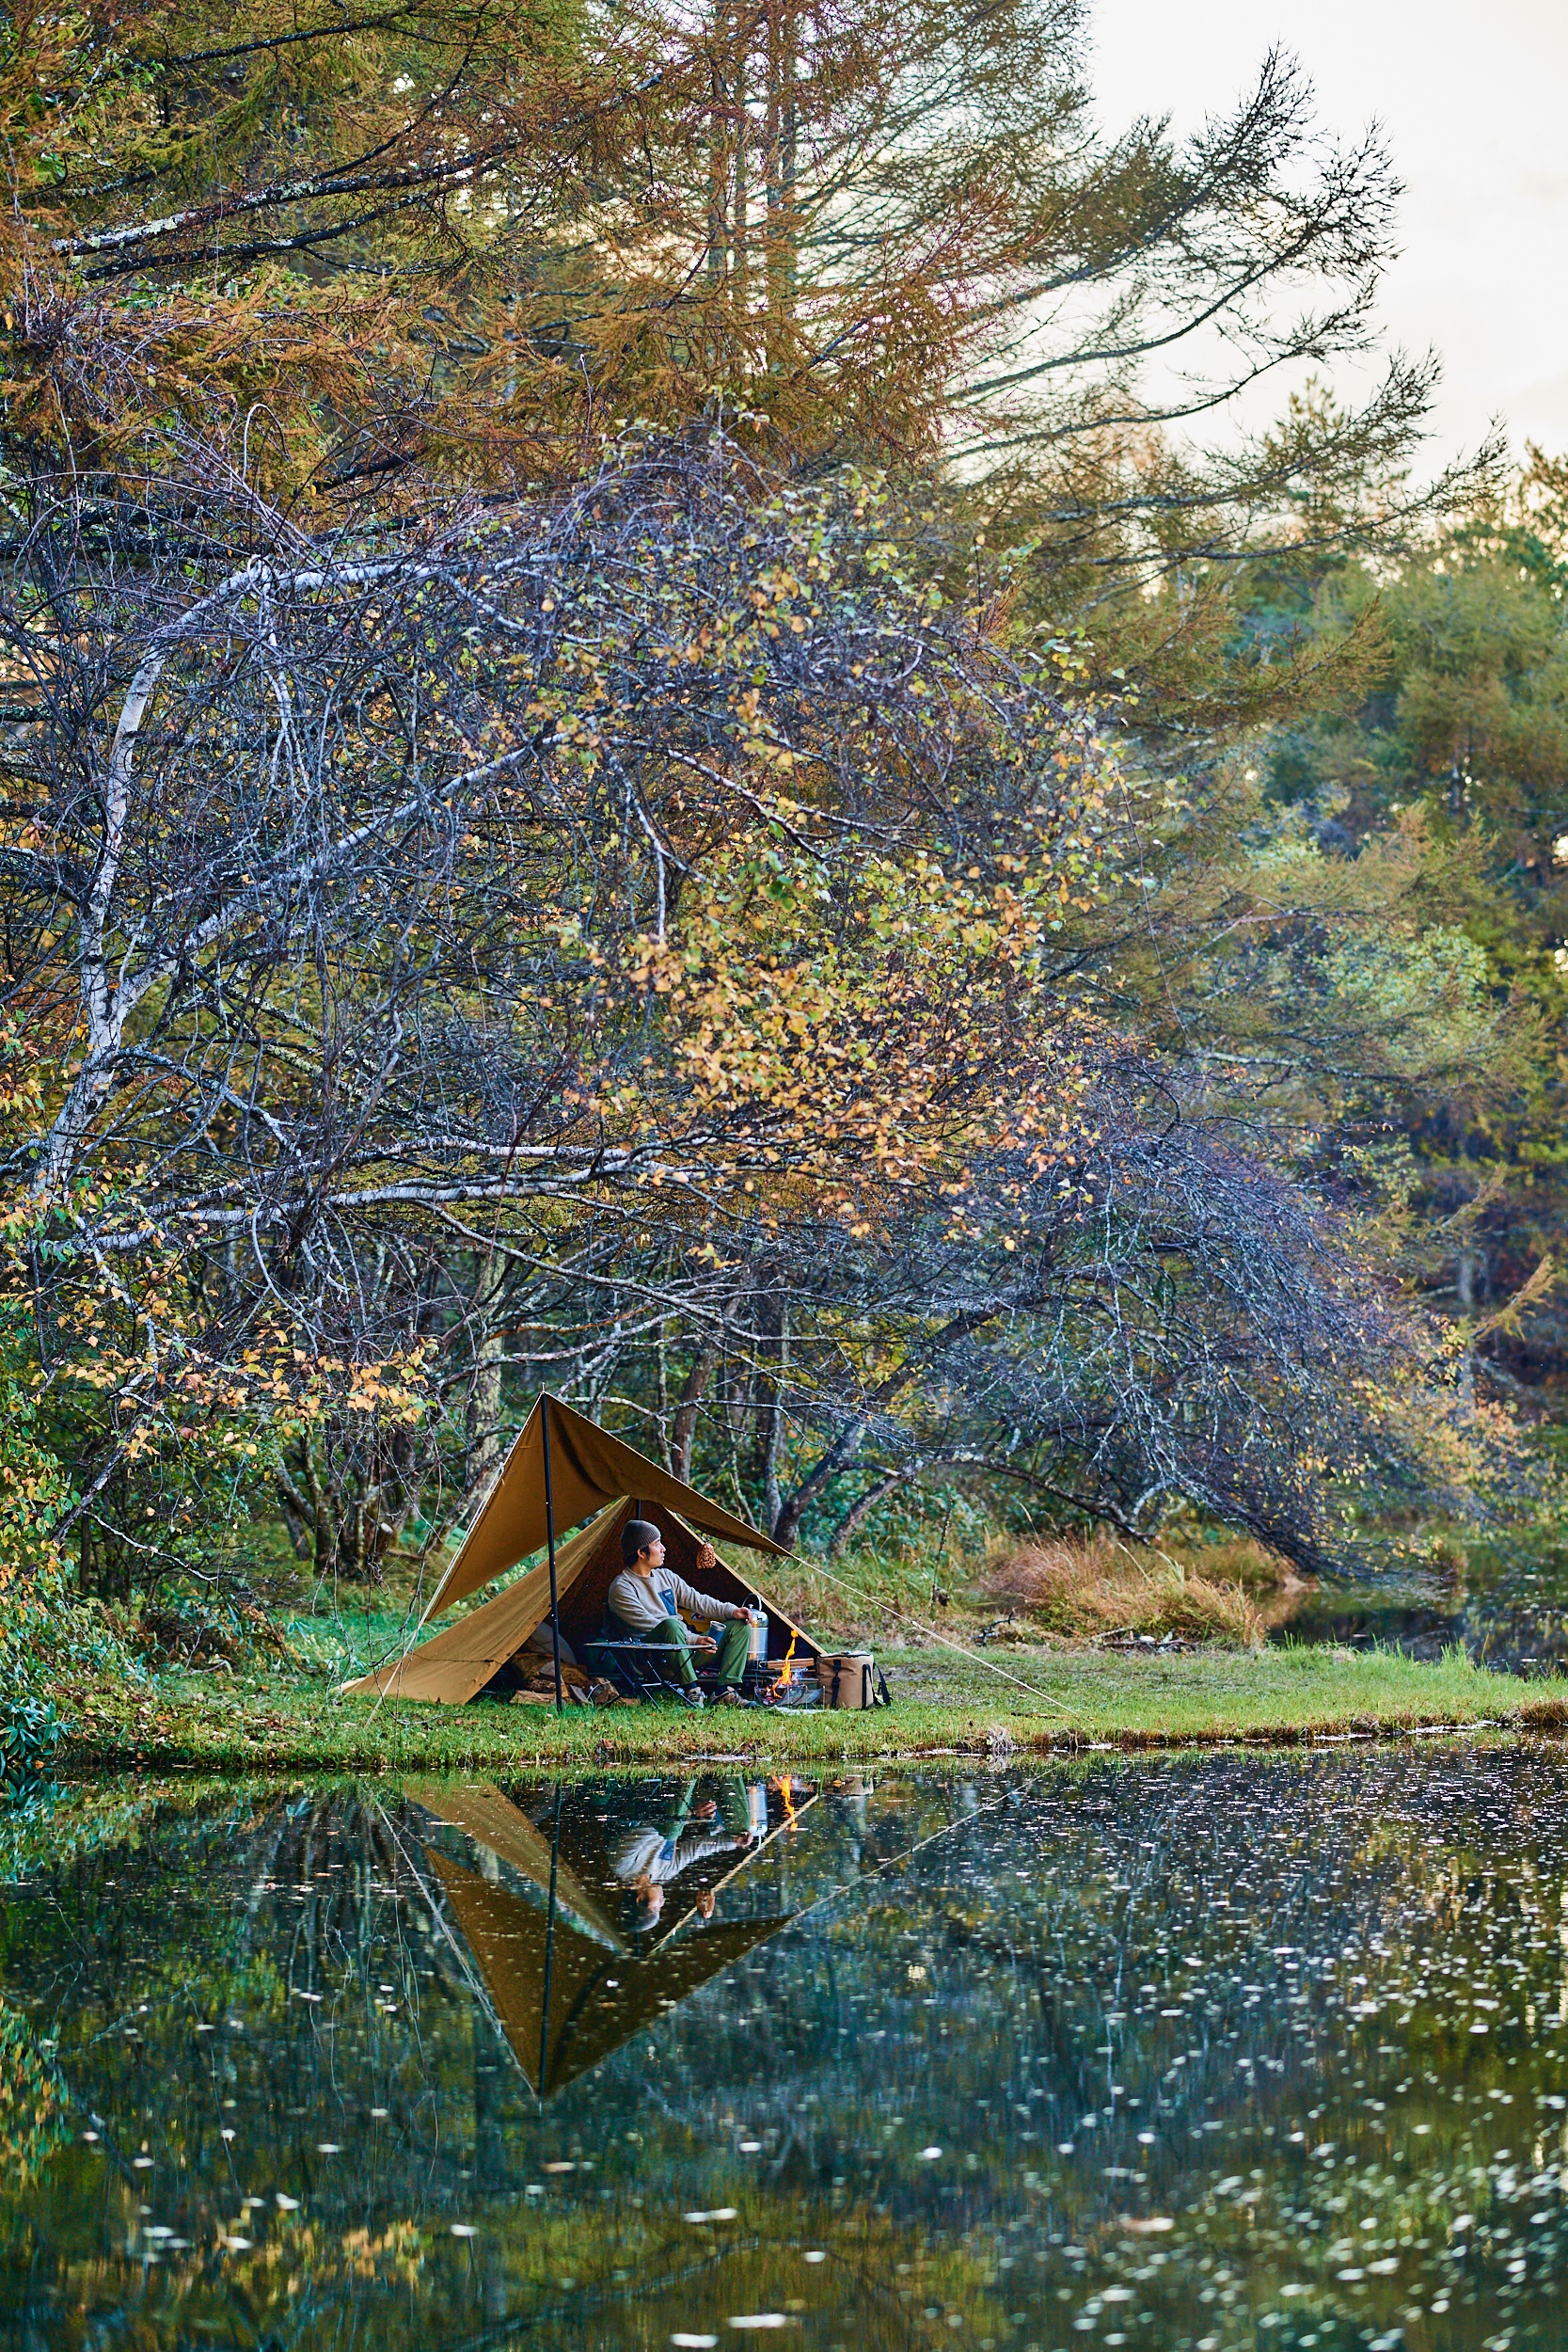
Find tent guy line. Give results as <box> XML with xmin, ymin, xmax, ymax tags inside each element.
<box><xmin>784</xmin><ymin>1553</ymin><xmax>1080</xmax><ymax>1717</ymax></box>
<box><xmin>371</xmin><ymin>1800</ymin><xmax>518</xmax><ymax>2059</ymax></box>
<box><xmin>781</xmin><ymin>1780</ymin><xmax>1030</xmax><ymax>1942</ymax></box>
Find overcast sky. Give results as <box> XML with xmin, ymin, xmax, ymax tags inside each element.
<box><xmin>1088</xmin><ymin>0</ymin><xmax>1568</xmax><ymax>468</ymax></box>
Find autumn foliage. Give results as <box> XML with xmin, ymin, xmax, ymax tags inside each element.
<box><xmin>0</xmin><ymin>0</ymin><xmax>1520</xmax><ymax>1599</ymax></box>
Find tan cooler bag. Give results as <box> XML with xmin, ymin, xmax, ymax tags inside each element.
<box><xmin>816</xmin><ymin>1652</ymin><xmax>878</xmax><ymax>1709</ymax></box>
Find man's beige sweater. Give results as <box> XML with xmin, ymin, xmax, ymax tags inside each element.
<box><xmin>607</xmin><ymin>1565</ymin><xmax>743</xmax><ymax>1634</ymax></box>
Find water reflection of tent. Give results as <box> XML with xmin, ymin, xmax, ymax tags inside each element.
<box><xmin>343</xmin><ymin>1394</ymin><xmax>814</xmax><ymax>1705</ymax></box>
<box><xmin>408</xmin><ymin>1782</ymin><xmax>816</xmax><ymax>2097</ymax></box>
<box><xmin>426</xmin><ymin>1848</ymin><xmax>785</xmax><ymax>2096</ymax></box>
<box><xmin>404</xmin><ymin>1780</ymin><xmax>625</xmax><ymax>1947</ymax></box>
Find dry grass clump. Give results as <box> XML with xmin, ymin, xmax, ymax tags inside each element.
<box><xmin>1172</xmin><ymin>1535</ymin><xmax>1297</xmax><ymax>1595</ymax></box>
<box><xmin>983</xmin><ymin>1531</ymin><xmax>1268</xmax><ymax>1646</ymax></box>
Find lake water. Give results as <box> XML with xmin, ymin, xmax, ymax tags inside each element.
<box><xmin>5</xmin><ymin>1750</ymin><xmax>1568</xmax><ymax>2350</ymax></box>
<box><xmin>1275</xmin><ymin>1541</ymin><xmax>1568</xmax><ymax>1677</ymax></box>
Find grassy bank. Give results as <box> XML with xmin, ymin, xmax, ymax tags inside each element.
<box><xmin>59</xmin><ymin>1639</ymin><xmax>1568</xmax><ymax>1774</ymax></box>
<box><xmin>235</xmin><ymin>1529</ymin><xmax>1297</xmax><ymax>1692</ymax></box>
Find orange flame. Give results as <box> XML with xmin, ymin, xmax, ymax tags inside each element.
<box><xmin>769</xmin><ymin>1621</ymin><xmax>800</xmax><ymax>1695</ymax></box>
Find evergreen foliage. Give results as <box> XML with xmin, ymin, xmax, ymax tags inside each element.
<box><xmin>1247</xmin><ymin>448</ymin><xmax>1568</xmax><ymax>1445</ymax></box>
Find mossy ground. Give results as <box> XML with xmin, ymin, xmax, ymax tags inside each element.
<box><xmin>60</xmin><ymin>1637</ymin><xmax>1568</xmax><ymax>1774</ymax></box>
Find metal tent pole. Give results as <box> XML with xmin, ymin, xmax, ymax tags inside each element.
<box><xmin>542</xmin><ymin>1394</ymin><xmax>563</xmax><ymax>1714</ymax></box>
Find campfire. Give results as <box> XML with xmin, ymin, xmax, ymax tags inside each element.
<box><xmin>768</xmin><ymin>1624</ymin><xmax>801</xmax><ymax>1696</ymax></box>
<box><xmin>759</xmin><ymin>1624</ymin><xmax>817</xmax><ymax>1705</ymax></box>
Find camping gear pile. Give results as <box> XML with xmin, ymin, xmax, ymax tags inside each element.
<box><xmin>341</xmin><ymin>1395</ymin><xmax>868</xmax><ymax>1711</ymax></box>
<box><xmin>505</xmin><ymin>1660</ymin><xmax>625</xmax><ymax>1708</ymax></box>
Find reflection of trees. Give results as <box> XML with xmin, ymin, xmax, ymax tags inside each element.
<box><xmin>0</xmin><ymin>2001</ymin><xmax>66</xmax><ymax>2186</ymax></box>
<box><xmin>6</xmin><ymin>1753</ymin><xmax>1568</xmax><ymax>2345</ymax></box>
<box><xmin>0</xmin><ymin>1772</ymin><xmax>1014</xmax><ymax>2346</ymax></box>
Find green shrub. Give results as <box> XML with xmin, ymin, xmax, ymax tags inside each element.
<box><xmin>0</xmin><ymin>1692</ymin><xmax>60</xmax><ymax>1800</ymax></box>
<box><xmin>0</xmin><ymin>1571</ymin><xmax>149</xmax><ymax>1788</ymax></box>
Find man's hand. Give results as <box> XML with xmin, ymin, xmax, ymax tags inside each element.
<box><xmin>693</xmin><ymin>1799</ymin><xmax>717</xmax><ymax>1819</ymax></box>
<box><xmin>693</xmin><ymin>1540</ymin><xmax>718</xmax><ymax>1574</ymax></box>
<box><xmin>692</xmin><ymin>1634</ymin><xmax>717</xmax><ymax>1654</ymax></box>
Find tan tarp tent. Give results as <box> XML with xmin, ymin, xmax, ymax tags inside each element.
<box><xmin>407</xmin><ymin>1782</ymin><xmax>809</xmax><ymax>2095</ymax></box>
<box><xmin>431</xmin><ymin>1392</ymin><xmax>788</xmax><ymax>1615</ymax></box>
<box><xmin>344</xmin><ymin>1393</ymin><xmax>816</xmax><ymax>1706</ymax></box>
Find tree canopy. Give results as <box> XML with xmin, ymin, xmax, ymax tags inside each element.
<box><xmin>0</xmin><ymin>0</ymin><xmax>1523</xmax><ymax>1596</ymax></box>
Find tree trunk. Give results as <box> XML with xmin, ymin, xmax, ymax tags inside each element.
<box><xmin>764</xmin><ymin>0</ymin><xmax>799</xmax><ymax>356</ymax></box>
<box><xmin>466</xmin><ymin>1247</ymin><xmax>508</xmax><ymax>1502</ymax></box>
<box><xmin>752</xmin><ymin>1288</ymin><xmax>788</xmax><ymax>1534</ymax></box>
<box><xmin>275</xmin><ymin>1466</ymin><xmax>314</xmax><ymax>1560</ymax></box>
<box><xmin>828</xmin><ymin>1469</ymin><xmax>908</xmax><ymax>1557</ymax></box>
<box><xmin>1457</xmin><ymin>1244</ymin><xmax>1480</xmax><ymax>1408</ymax></box>
<box><xmin>299</xmin><ymin>1439</ymin><xmax>339</xmax><ymax>1582</ymax></box>
<box><xmin>672</xmin><ymin>1332</ymin><xmax>721</xmax><ymax>1482</ymax></box>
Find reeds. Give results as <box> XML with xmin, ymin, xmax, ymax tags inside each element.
<box><xmin>982</xmin><ymin>1531</ymin><xmax>1270</xmax><ymax>1645</ymax></box>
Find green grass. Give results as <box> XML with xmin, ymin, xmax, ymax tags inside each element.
<box><xmin>58</xmin><ymin>1638</ymin><xmax>1568</xmax><ymax>1774</ymax></box>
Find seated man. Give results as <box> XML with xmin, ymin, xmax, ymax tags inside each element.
<box><xmin>606</xmin><ymin>1519</ymin><xmax>753</xmax><ymax>1708</ymax></box>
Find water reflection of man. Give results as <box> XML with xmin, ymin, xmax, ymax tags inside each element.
<box><xmin>609</xmin><ymin>1780</ymin><xmax>756</xmax><ymax>1931</ymax></box>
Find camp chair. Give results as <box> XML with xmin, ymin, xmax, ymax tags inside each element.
<box><xmin>579</xmin><ymin>1633</ymin><xmax>692</xmax><ymax>1701</ymax></box>
<box><xmin>581</xmin><ymin>1613</ymin><xmax>755</xmax><ymax>1703</ymax></box>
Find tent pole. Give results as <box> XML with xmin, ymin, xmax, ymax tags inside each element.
<box><xmin>542</xmin><ymin>1393</ymin><xmax>563</xmax><ymax>1714</ymax></box>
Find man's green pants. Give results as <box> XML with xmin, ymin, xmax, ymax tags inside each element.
<box><xmin>644</xmin><ymin>1616</ymin><xmax>751</xmax><ymax>1691</ymax></box>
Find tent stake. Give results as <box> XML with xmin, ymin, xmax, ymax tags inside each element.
<box><xmin>542</xmin><ymin>1394</ymin><xmax>564</xmax><ymax>1713</ymax></box>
